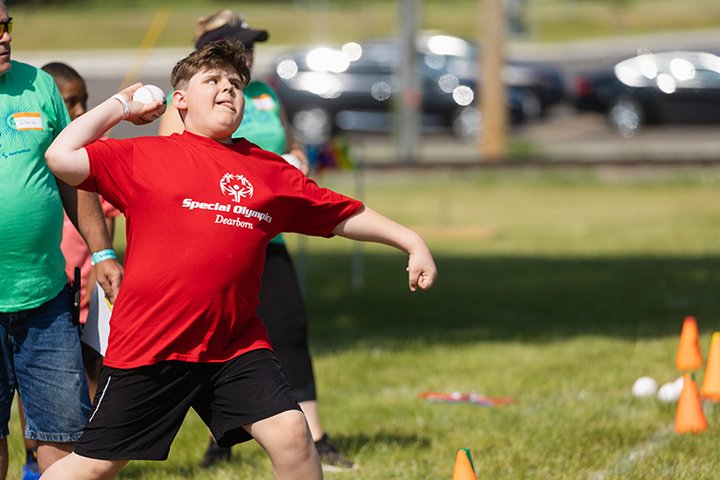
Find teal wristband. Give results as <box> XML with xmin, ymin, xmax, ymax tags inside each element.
<box><xmin>91</xmin><ymin>249</ymin><xmax>117</xmax><ymax>265</ymax></box>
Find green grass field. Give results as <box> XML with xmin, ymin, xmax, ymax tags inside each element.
<box><xmin>9</xmin><ymin>167</ymin><xmax>720</xmax><ymax>479</ymax></box>
<box><xmin>7</xmin><ymin>1</ymin><xmax>720</xmax><ymax>477</ymax></box>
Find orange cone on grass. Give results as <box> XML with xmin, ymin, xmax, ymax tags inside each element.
<box><xmin>676</xmin><ymin>316</ymin><xmax>703</xmax><ymax>372</ymax></box>
<box><xmin>452</xmin><ymin>448</ymin><xmax>477</xmax><ymax>480</ymax></box>
<box><xmin>675</xmin><ymin>373</ymin><xmax>707</xmax><ymax>434</ymax></box>
<box><xmin>701</xmin><ymin>332</ymin><xmax>720</xmax><ymax>401</ymax></box>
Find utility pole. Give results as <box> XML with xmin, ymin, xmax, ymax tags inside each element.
<box><xmin>479</xmin><ymin>0</ymin><xmax>507</xmax><ymax>160</ymax></box>
<box><xmin>397</xmin><ymin>0</ymin><xmax>420</xmax><ymax>164</ymax></box>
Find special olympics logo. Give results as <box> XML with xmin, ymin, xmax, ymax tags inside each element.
<box><xmin>220</xmin><ymin>173</ymin><xmax>254</xmax><ymax>203</ymax></box>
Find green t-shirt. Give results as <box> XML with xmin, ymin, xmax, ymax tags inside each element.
<box><xmin>236</xmin><ymin>80</ymin><xmax>287</xmax><ymax>156</ymax></box>
<box><xmin>0</xmin><ymin>61</ymin><xmax>70</xmax><ymax>311</ymax></box>
<box><xmin>236</xmin><ymin>80</ymin><xmax>288</xmax><ymax>245</ymax></box>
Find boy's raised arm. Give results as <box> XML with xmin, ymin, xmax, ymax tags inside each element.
<box><xmin>46</xmin><ymin>83</ymin><xmax>165</xmax><ymax>186</ymax></box>
<box><xmin>332</xmin><ymin>206</ymin><xmax>437</xmax><ymax>291</ymax></box>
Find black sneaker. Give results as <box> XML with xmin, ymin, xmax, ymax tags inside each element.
<box><xmin>314</xmin><ymin>434</ymin><xmax>357</xmax><ymax>472</ymax></box>
<box><xmin>200</xmin><ymin>438</ymin><xmax>232</xmax><ymax>468</ymax></box>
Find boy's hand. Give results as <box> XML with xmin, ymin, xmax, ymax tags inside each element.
<box><xmin>118</xmin><ymin>83</ymin><xmax>166</xmax><ymax>125</ymax></box>
<box><xmin>330</xmin><ymin>205</ymin><xmax>437</xmax><ymax>291</ymax></box>
<box><xmin>407</xmin><ymin>250</ymin><xmax>437</xmax><ymax>292</ymax></box>
<box><xmin>94</xmin><ymin>259</ymin><xmax>123</xmax><ymax>304</ymax></box>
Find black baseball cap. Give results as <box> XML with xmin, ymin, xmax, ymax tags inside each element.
<box><xmin>195</xmin><ymin>22</ymin><xmax>269</xmax><ymax>49</ymax></box>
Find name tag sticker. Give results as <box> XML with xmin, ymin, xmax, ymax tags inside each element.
<box><xmin>252</xmin><ymin>94</ymin><xmax>276</xmax><ymax>111</ymax></box>
<box><xmin>13</xmin><ymin>112</ymin><xmax>44</xmax><ymax>131</ymax></box>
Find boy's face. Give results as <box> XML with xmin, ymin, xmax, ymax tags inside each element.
<box><xmin>58</xmin><ymin>78</ymin><xmax>88</xmax><ymax>121</ymax></box>
<box><xmin>174</xmin><ymin>66</ymin><xmax>245</xmax><ymax>142</ymax></box>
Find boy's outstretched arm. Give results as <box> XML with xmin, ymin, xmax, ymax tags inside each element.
<box><xmin>332</xmin><ymin>206</ymin><xmax>437</xmax><ymax>291</ymax></box>
<box><xmin>46</xmin><ymin>83</ymin><xmax>165</xmax><ymax>186</ymax></box>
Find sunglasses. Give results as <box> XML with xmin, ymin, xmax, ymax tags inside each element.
<box><xmin>0</xmin><ymin>18</ymin><xmax>12</xmax><ymax>36</ymax></box>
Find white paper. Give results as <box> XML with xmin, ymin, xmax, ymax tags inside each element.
<box><xmin>281</xmin><ymin>153</ymin><xmax>304</xmax><ymax>170</ymax></box>
<box><xmin>82</xmin><ymin>282</ymin><xmax>112</xmax><ymax>356</ymax></box>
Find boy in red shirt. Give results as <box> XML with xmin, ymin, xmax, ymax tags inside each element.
<box><xmin>43</xmin><ymin>40</ymin><xmax>436</xmax><ymax>480</ymax></box>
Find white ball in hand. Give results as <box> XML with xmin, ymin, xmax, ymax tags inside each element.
<box><xmin>132</xmin><ymin>85</ymin><xmax>166</xmax><ymax>105</ymax></box>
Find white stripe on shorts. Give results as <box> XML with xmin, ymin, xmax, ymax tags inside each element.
<box><xmin>88</xmin><ymin>376</ymin><xmax>112</xmax><ymax>423</ymax></box>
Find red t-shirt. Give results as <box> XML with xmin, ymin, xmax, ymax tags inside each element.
<box><xmin>80</xmin><ymin>131</ymin><xmax>363</xmax><ymax>368</ymax></box>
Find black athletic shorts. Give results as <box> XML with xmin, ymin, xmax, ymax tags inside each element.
<box><xmin>74</xmin><ymin>348</ymin><xmax>300</xmax><ymax>460</ymax></box>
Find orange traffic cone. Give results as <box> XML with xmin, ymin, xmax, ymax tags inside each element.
<box><xmin>701</xmin><ymin>332</ymin><xmax>720</xmax><ymax>401</ymax></box>
<box><xmin>452</xmin><ymin>448</ymin><xmax>477</xmax><ymax>480</ymax></box>
<box><xmin>675</xmin><ymin>373</ymin><xmax>707</xmax><ymax>434</ymax></box>
<box><xmin>676</xmin><ymin>316</ymin><xmax>703</xmax><ymax>371</ymax></box>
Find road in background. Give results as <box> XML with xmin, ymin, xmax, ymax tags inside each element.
<box><xmin>17</xmin><ymin>28</ymin><xmax>720</xmax><ymax>164</ymax></box>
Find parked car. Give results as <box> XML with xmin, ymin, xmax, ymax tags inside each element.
<box><xmin>410</xmin><ymin>32</ymin><xmax>567</xmax><ymax>119</ymax></box>
<box><xmin>572</xmin><ymin>50</ymin><xmax>720</xmax><ymax>137</ymax></box>
<box><xmin>266</xmin><ymin>33</ymin><xmax>541</xmax><ymax>144</ymax></box>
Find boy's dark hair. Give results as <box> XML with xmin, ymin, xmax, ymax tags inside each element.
<box><xmin>171</xmin><ymin>40</ymin><xmax>251</xmax><ymax>89</ymax></box>
<box><xmin>41</xmin><ymin>62</ymin><xmax>84</xmax><ymax>85</ymax></box>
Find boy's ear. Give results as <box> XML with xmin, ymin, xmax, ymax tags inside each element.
<box><xmin>172</xmin><ymin>89</ymin><xmax>187</xmax><ymax>110</ymax></box>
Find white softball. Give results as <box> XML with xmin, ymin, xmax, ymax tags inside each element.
<box><xmin>631</xmin><ymin>376</ymin><xmax>658</xmax><ymax>398</ymax></box>
<box><xmin>657</xmin><ymin>382</ymin><xmax>681</xmax><ymax>403</ymax></box>
<box><xmin>673</xmin><ymin>376</ymin><xmax>684</xmax><ymax>393</ymax></box>
<box><xmin>132</xmin><ymin>85</ymin><xmax>166</xmax><ymax>105</ymax></box>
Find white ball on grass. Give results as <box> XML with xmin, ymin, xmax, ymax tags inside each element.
<box><xmin>673</xmin><ymin>376</ymin><xmax>684</xmax><ymax>393</ymax></box>
<box><xmin>632</xmin><ymin>376</ymin><xmax>658</xmax><ymax>398</ymax></box>
<box><xmin>657</xmin><ymin>382</ymin><xmax>681</xmax><ymax>403</ymax></box>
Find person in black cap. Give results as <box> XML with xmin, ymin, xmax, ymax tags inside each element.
<box><xmin>193</xmin><ymin>11</ymin><xmax>268</xmax><ymax>47</ymax></box>
<box><xmin>158</xmin><ymin>10</ymin><xmax>357</xmax><ymax>472</ymax></box>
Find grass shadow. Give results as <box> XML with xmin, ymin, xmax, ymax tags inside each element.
<box><xmin>119</xmin><ymin>464</ymin><xmax>197</xmax><ymax>479</ymax></box>
<box><xmin>302</xmin><ymin>253</ymin><xmax>720</xmax><ymax>349</ymax></box>
<box><xmin>328</xmin><ymin>430</ymin><xmax>432</xmax><ymax>451</ymax></box>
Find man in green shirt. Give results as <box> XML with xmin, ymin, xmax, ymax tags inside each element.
<box><xmin>0</xmin><ymin>2</ymin><xmax>122</xmax><ymax>477</ymax></box>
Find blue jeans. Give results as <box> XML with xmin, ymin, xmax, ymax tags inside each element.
<box><xmin>0</xmin><ymin>287</ymin><xmax>90</xmax><ymax>442</ymax></box>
